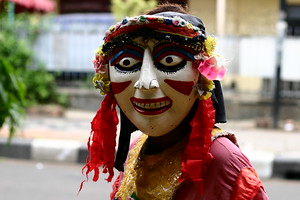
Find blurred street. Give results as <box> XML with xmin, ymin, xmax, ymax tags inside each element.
<box><xmin>0</xmin><ymin>158</ymin><xmax>112</xmax><ymax>200</ymax></box>
<box><xmin>0</xmin><ymin>158</ymin><xmax>300</xmax><ymax>200</ymax></box>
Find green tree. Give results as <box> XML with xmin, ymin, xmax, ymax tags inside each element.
<box><xmin>111</xmin><ymin>0</ymin><xmax>157</xmax><ymax>21</ymax></box>
<box><xmin>0</xmin><ymin>58</ymin><xmax>26</xmax><ymax>141</ymax></box>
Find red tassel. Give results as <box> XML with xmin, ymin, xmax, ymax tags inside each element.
<box><xmin>179</xmin><ymin>98</ymin><xmax>215</xmax><ymax>194</ymax></box>
<box><xmin>79</xmin><ymin>92</ymin><xmax>119</xmax><ymax>192</ymax></box>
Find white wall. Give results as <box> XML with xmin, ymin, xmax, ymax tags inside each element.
<box><xmin>282</xmin><ymin>38</ymin><xmax>300</xmax><ymax>81</ymax></box>
<box><xmin>217</xmin><ymin>36</ymin><xmax>300</xmax><ymax>81</ymax></box>
<box><xmin>34</xmin><ymin>17</ymin><xmax>300</xmax><ymax>81</ymax></box>
<box><xmin>34</xmin><ymin>13</ymin><xmax>114</xmax><ymax>72</ymax></box>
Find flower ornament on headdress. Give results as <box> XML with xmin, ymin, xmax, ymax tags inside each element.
<box><xmin>194</xmin><ymin>75</ymin><xmax>215</xmax><ymax>100</ymax></box>
<box><xmin>194</xmin><ymin>35</ymin><xmax>227</xmax><ymax>100</ymax></box>
<box><xmin>92</xmin><ymin>46</ymin><xmax>110</xmax><ymax>95</ymax></box>
<box><xmin>92</xmin><ymin>73</ymin><xmax>110</xmax><ymax>95</ymax></box>
<box><xmin>200</xmin><ymin>35</ymin><xmax>227</xmax><ymax>80</ymax></box>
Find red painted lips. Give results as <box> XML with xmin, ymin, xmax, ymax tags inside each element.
<box><xmin>130</xmin><ymin>96</ymin><xmax>172</xmax><ymax>115</ymax></box>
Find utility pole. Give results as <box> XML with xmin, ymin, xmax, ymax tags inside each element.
<box><xmin>216</xmin><ymin>0</ymin><xmax>226</xmax><ymax>36</ymax></box>
<box><xmin>272</xmin><ymin>0</ymin><xmax>287</xmax><ymax>128</ymax></box>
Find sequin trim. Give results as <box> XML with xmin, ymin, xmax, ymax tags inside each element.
<box><xmin>104</xmin><ymin>15</ymin><xmax>205</xmax><ymax>42</ymax></box>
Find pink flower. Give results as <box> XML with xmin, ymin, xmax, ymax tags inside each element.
<box><xmin>93</xmin><ymin>56</ymin><xmax>107</xmax><ymax>74</ymax></box>
<box><xmin>197</xmin><ymin>56</ymin><xmax>227</xmax><ymax>80</ymax></box>
<box><xmin>172</xmin><ymin>19</ymin><xmax>180</xmax><ymax>26</ymax></box>
<box><xmin>115</xmin><ymin>22</ymin><xmax>121</xmax><ymax>30</ymax></box>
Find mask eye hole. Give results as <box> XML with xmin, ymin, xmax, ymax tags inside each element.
<box><xmin>159</xmin><ymin>55</ymin><xmax>183</xmax><ymax>67</ymax></box>
<box><xmin>109</xmin><ymin>44</ymin><xmax>144</xmax><ymax>73</ymax></box>
<box><xmin>155</xmin><ymin>56</ymin><xmax>187</xmax><ymax>73</ymax></box>
<box><xmin>118</xmin><ymin>57</ymin><xmax>140</xmax><ymax>68</ymax></box>
<box><xmin>152</xmin><ymin>43</ymin><xmax>195</xmax><ymax>73</ymax></box>
<box><xmin>113</xmin><ymin>57</ymin><xmax>142</xmax><ymax>72</ymax></box>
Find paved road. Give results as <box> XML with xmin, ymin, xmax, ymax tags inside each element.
<box><xmin>1</xmin><ymin>158</ymin><xmax>300</xmax><ymax>200</ymax></box>
<box><xmin>0</xmin><ymin>158</ymin><xmax>113</xmax><ymax>200</ymax></box>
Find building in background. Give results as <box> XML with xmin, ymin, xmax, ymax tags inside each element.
<box><xmin>33</xmin><ymin>0</ymin><xmax>114</xmax><ymax>86</ymax></box>
<box><xmin>189</xmin><ymin>0</ymin><xmax>300</xmax><ymax>121</ymax></box>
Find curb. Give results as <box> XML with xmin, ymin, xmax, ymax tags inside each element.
<box><xmin>272</xmin><ymin>154</ymin><xmax>300</xmax><ymax>179</ymax></box>
<box><xmin>0</xmin><ymin>138</ymin><xmax>88</xmax><ymax>164</ymax></box>
<box><xmin>246</xmin><ymin>151</ymin><xmax>275</xmax><ymax>179</ymax></box>
<box><xmin>1</xmin><ymin>138</ymin><xmax>300</xmax><ymax>179</ymax></box>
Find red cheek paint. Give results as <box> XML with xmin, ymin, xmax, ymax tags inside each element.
<box><xmin>164</xmin><ymin>79</ymin><xmax>194</xmax><ymax>96</ymax></box>
<box><xmin>111</xmin><ymin>81</ymin><xmax>132</xmax><ymax>94</ymax></box>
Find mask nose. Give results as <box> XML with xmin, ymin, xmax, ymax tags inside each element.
<box><xmin>134</xmin><ymin>48</ymin><xmax>159</xmax><ymax>89</ymax></box>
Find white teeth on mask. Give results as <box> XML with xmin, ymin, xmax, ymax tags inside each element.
<box><xmin>150</xmin><ymin>103</ymin><xmax>156</xmax><ymax>109</ymax></box>
<box><xmin>132</xmin><ymin>100</ymin><xmax>171</xmax><ymax>109</ymax></box>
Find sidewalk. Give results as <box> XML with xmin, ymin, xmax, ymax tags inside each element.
<box><xmin>0</xmin><ymin>109</ymin><xmax>300</xmax><ymax>179</ymax></box>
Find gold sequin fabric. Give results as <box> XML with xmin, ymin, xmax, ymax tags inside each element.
<box><xmin>115</xmin><ymin>134</ymin><xmax>187</xmax><ymax>200</ymax></box>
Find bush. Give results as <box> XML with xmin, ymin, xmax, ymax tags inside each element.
<box><xmin>0</xmin><ymin>13</ymin><xmax>67</xmax><ymax>107</ymax></box>
<box><xmin>0</xmin><ymin>13</ymin><xmax>67</xmax><ymax>138</ymax></box>
<box><xmin>0</xmin><ymin>58</ymin><xmax>26</xmax><ymax>140</ymax></box>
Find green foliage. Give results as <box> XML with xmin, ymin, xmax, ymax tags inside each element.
<box><xmin>0</xmin><ymin>14</ymin><xmax>67</xmax><ymax>106</ymax></box>
<box><xmin>21</xmin><ymin>65</ymin><xmax>67</xmax><ymax>106</ymax></box>
<box><xmin>0</xmin><ymin>58</ymin><xmax>26</xmax><ymax>140</ymax></box>
<box><xmin>0</xmin><ymin>13</ymin><xmax>67</xmax><ymax>138</ymax></box>
<box><xmin>111</xmin><ymin>0</ymin><xmax>157</xmax><ymax>21</ymax></box>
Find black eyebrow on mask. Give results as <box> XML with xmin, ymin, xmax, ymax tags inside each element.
<box><xmin>109</xmin><ymin>45</ymin><xmax>144</xmax><ymax>66</ymax></box>
<box><xmin>106</xmin><ymin>40</ymin><xmax>145</xmax><ymax>60</ymax></box>
<box><xmin>152</xmin><ymin>42</ymin><xmax>196</xmax><ymax>61</ymax></box>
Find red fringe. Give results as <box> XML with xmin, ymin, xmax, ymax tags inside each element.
<box><xmin>179</xmin><ymin>98</ymin><xmax>215</xmax><ymax>194</ymax></box>
<box><xmin>79</xmin><ymin>92</ymin><xmax>119</xmax><ymax>192</ymax></box>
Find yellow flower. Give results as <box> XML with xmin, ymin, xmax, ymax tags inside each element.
<box><xmin>109</xmin><ymin>25</ymin><xmax>116</xmax><ymax>32</ymax></box>
<box><xmin>201</xmin><ymin>76</ymin><xmax>215</xmax><ymax>90</ymax></box>
<box><xmin>206</xmin><ymin>79</ymin><xmax>215</xmax><ymax>91</ymax></box>
<box><xmin>93</xmin><ymin>73</ymin><xmax>110</xmax><ymax>95</ymax></box>
<box><xmin>204</xmin><ymin>35</ymin><xmax>217</xmax><ymax>57</ymax></box>
<box><xmin>199</xmin><ymin>91</ymin><xmax>212</xmax><ymax>100</ymax></box>
<box><xmin>186</xmin><ymin>23</ymin><xmax>193</xmax><ymax>29</ymax></box>
<box><xmin>196</xmin><ymin>75</ymin><xmax>215</xmax><ymax>100</ymax></box>
<box><xmin>96</xmin><ymin>46</ymin><xmax>104</xmax><ymax>56</ymax></box>
<box><xmin>157</xmin><ymin>18</ymin><xmax>164</xmax><ymax>23</ymax></box>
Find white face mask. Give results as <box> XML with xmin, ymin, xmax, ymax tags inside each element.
<box><xmin>109</xmin><ymin>39</ymin><xmax>200</xmax><ymax>137</ymax></box>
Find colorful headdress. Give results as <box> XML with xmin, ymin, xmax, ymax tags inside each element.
<box><xmin>93</xmin><ymin>12</ymin><xmax>226</xmax><ymax>102</ymax></box>
<box><xmin>81</xmin><ymin>11</ymin><xmax>227</xmax><ymax>194</ymax></box>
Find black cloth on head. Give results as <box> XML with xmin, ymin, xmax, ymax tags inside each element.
<box><xmin>211</xmin><ymin>80</ymin><xmax>226</xmax><ymax>123</ymax></box>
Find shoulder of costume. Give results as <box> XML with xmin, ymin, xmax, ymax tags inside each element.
<box><xmin>211</xmin><ymin>127</ymin><xmax>239</xmax><ymax>147</ymax></box>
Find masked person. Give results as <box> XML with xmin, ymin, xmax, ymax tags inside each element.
<box><xmin>81</xmin><ymin>3</ymin><xmax>269</xmax><ymax>200</ymax></box>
